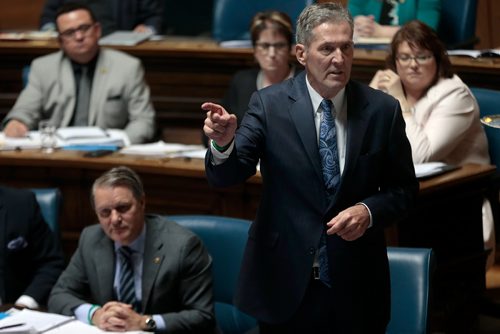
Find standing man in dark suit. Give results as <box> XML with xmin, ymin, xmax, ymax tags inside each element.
<box><xmin>0</xmin><ymin>186</ymin><xmax>64</xmax><ymax>309</ymax></box>
<box><xmin>48</xmin><ymin>166</ymin><xmax>215</xmax><ymax>332</ymax></box>
<box><xmin>202</xmin><ymin>2</ymin><xmax>418</xmax><ymax>333</ymax></box>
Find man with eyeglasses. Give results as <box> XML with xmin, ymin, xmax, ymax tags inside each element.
<box><xmin>2</xmin><ymin>2</ymin><xmax>156</xmax><ymax>144</ymax></box>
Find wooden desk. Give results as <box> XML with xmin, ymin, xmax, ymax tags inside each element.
<box><xmin>0</xmin><ymin>149</ymin><xmax>494</xmax><ymax>331</ymax></box>
<box><xmin>1</xmin><ymin>38</ymin><xmax>500</xmax><ymax>142</ymax></box>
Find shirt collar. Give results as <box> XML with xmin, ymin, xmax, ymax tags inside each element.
<box><xmin>305</xmin><ymin>76</ymin><xmax>346</xmax><ymax>116</ymax></box>
<box><xmin>114</xmin><ymin>224</ymin><xmax>146</xmax><ymax>255</ymax></box>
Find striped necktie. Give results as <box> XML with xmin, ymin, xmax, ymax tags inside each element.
<box><xmin>118</xmin><ymin>246</ymin><xmax>138</xmax><ymax>310</ymax></box>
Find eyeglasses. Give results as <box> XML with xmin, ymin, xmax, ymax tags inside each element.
<box><xmin>396</xmin><ymin>54</ymin><xmax>433</xmax><ymax>65</ymax></box>
<box><xmin>59</xmin><ymin>23</ymin><xmax>95</xmax><ymax>40</ymax></box>
<box><xmin>255</xmin><ymin>42</ymin><xmax>289</xmax><ymax>53</ymax></box>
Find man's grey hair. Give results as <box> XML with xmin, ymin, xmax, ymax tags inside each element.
<box><xmin>296</xmin><ymin>2</ymin><xmax>353</xmax><ymax>46</ymax></box>
<box><xmin>91</xmin><ymin>166</ymin><xmax>145</xmax><ymax>208</ymax></box>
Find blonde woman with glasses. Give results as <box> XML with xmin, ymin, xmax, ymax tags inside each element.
<box><xmin>223</xmin><ymin>11</ymin><xmax>298</xmax><ymax>127</ymax></box>
<box><xmin>370</xmin><ymin>20</ymin><xmax>494</xmax><ymax>268</ymax></box>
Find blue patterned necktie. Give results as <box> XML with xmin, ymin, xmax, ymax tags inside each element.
<box><xmin>317</xmin><ymin>99</ymin><xmax>340</xmax><ymax>287</ymax></box>
<box><xmin>118</xmin><ymin>246</ymin><xmax>138</xmax><ymax>310</ymax></box>
<box><xmin>319</xmin><ymin>99</ymin><xmax>340</xmax><ymax>194</ymax></box>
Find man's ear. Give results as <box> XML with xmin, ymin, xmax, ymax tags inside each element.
<box><xmin>94</xmin><ymin>22</ymin><xmax>102</xmax><ymax>39</ymax></box>
<box><xmin>295</xmin><ymin>44</ymin><xmax>307</xmax><ymax>66</ymax></box>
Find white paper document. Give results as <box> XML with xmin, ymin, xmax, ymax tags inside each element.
<box><xmin>414</xmin><ymin>162</ymin><xmax>457</xmax><ymax>178</ymax></box>
<box><xmin>0</xmin><ymin>128</ymin><xmax>130</xmax><ymax>151</ymax></box>
<box><xmin>0</xmin><ymin>309</ymin><xmax>148</xmax><ymax>334</ymax></box>
<box><xmin>0</xmin><ymin>309</ymin><xmax>72</xmax><ymax>333</ymax></box>
<box><xmin>120</xmin><ymin>141</ymin><xmax>205</xmax><ymax>157</ymax></box>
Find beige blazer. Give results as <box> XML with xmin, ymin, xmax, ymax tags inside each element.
<box><xmin>5</xmin><ymin>48</ymin><xmax>155</xmax><ymax>144</ymax></box>
<box><xmin>404</xmin><ymin>75</ymin><xmax>490</xmax><ymax>165</ymax></box>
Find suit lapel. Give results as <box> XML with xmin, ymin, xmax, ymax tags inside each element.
<box><xmin>288</xmin><ymin>73</ymin><xmax>324</xmax><ymax>182</ymax></box>
<box><xmin>89</xmin><ymin>50</ymin><xmax>109</xmax><ymax>125</ymax></box>
<box><xmin>141</xmin><ymin>219</ymin><xmax>164</xmax><ymax>312</ymax></box>
<box><xmin>94</xmin><ymin>235</ymin><xmax>115</xmax><ymax>302</ymax></box>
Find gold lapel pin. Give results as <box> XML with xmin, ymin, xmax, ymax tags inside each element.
<box><xmin>153</xmin><ymin>257</ymin><xmax>161</xmax><ymax>264</ymax></box>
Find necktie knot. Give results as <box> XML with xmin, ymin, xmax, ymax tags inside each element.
<box><xmin>119</xmin><ymin>246</ymin><xmax>133</xmax><ymax>262</ymax></box>
<box><xmin>320</xmin><ymin>99</ymin><xmax>336</xmax><ymax>119</ymax></box>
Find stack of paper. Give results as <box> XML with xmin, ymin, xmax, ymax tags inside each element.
<box><xmin>414</xmin><ymin>162</ymin><xmax>457</xmax><ymax>178</ymax></box>
<box><xmin>56</xmin><ymin>127</ymin><xmax>130</xmax><ymax>148</ymax></box>
<box><xmin>0</xmin><ymin>308</ymin><xmax>73</xmax><ymax>333</ymax></box>
<box><xmin>0</xmin><ymin>134</ymin><xmax>41</xmax><ymax>151</ymax></box>
<box><xmin>99</xmin><ymin>31</ymin><xmax>153</xmax><ymax>46</ymax></box>
<box><xmin>120</xmin><ymin>141</ymin><xmax>205</xmax><ymax>157</ymax></box>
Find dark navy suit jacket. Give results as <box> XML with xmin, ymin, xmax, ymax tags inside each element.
<box><xmin>0</xmin><ymin>186</ymin><xmax>64</xmax><ymax>306</ymax></box>
<box><xmin>205</xmin><ymin>71</ymin><xmax>418</xmax><ymax>332</ymax></box>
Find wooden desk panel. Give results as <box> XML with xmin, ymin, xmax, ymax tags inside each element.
<box><xmin>1</xmin><ymin>39</ymin><xmax>500</xmax><ymax>144</ymax></box>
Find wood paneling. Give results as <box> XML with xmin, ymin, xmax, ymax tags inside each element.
<box><xmin>0</xmin><ymin>0</ymin><xmax>45</xmax><ymax>30</ymax></box>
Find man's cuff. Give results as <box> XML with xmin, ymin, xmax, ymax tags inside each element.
<box><xmin>210</xmin><ymin>139</ymin><xmax>234</xmax><ymax>165</ymax></box>
<box><xmin>15</xmin><ymin>295</ymin><xmax>39</xmax><ymax>309</ymax></box>
<box><xmin>74</xmin><ymin>303</ymin><xmax>95</xmax><ymax>324</ymax></box>
<box><xmin>153</xmin><ymin>315</ymin><xmax>166</xmax><ymax>331</ymax></box>
<box><xmin>357</xmin><ymin>202</ymin><xmax>373</xmax><ymax>228</ymax></box>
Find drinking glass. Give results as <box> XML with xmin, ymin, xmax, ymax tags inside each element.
<box><xmin>39</xmin><ymin>120</ymin><xmax>57</xmax><ymax>153</ymax></box>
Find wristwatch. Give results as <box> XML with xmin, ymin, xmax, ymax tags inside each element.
<box><xmin>144</xmin><ymin>316</ymin><xmax>157</xmax><ymax>332</ymax></box>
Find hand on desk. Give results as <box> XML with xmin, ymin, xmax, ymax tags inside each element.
<box><xmin>3</xmin><ymin>119</ymin><xmax>28</xmax><ymax>138</ymax></box>
<box><xmin>92</xmin><ymin>301</ymin><xmax>145</xmax><ymax>331</ymax></box>
<box><xmin>202</xmin><ymin>102</ymin><xmax>237</xmax><ymax>148</ymax></box>
<box><xmin>327</xmin><ymin>204</ymin><xmax>370</xmax><ymax>241</ymax></box>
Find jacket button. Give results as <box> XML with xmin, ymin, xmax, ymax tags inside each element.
<box><xmin>308</xmin><ymin>247</ymin><xmax>315</xmax><ymax>255</ymax></box>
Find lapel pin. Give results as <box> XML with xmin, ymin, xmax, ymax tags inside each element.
<box><xmin>153</xmin><ymin>257</ymin><xmax>161</xmax><ymax>264</ymax></box>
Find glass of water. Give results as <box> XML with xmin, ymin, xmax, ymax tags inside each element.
<box><xmin>39</xmin><ymin>120</ymin><xmax>57</xmax><ymax>153</ymax></box>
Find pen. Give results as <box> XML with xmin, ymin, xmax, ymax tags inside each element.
<box><xmin>0</xmin><ymin>323</ymin><xmax>25</xmax><ymax>330</ymax></box>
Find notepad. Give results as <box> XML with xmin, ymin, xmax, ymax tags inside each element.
<box><xmin>99</xmin><ymin>31</ymin><xmax>153</xmax><ymax>46</ymax></box>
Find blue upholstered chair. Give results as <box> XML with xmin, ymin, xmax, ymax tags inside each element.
<box><xmin>437</xmin><ymin>0</ymin><xmax>478</xmax><ymax>49</ymax></box>
<box><xmin>386</xmin><ymin>247</ymin><xmax>434</xmax><ymax>334</ymax></box>
<box><xmin>30</xmin><ymin>188</ymin><xmax>62</xmax><ymax>236</ymax></box>
<box><xmin>470</xmin><ymin>87</ymin><xmax>500</xmax><ymax>169</ymax></box>
<box><xmin>167</xmin><ymin>215</ymin><xmax>257</xmax><ymax>334</ymax></box>
<box><xmin>212</xmin><ymin>0</ymin><xmax>314</xmax><ymax>42</ymax></box>
<box><xmin>471</xmin><ymin>87</ymin><xmax>500</xmax><ymax>260</ymax></box>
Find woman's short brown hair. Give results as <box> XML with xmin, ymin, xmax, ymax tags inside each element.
<box><xmin>250</xmin><ymin>11</ymin><xmax>294</xmax><ymax>48</ymax></box>
<box><xmin>387</xmin><ymin>20</ymin><xmax>453</xmax><ymax>80</ymax></box>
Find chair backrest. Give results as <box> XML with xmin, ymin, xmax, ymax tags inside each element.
<box><xmin>470</xmin><ymin>87</ymin><xmax>500</xmax><ymax>169</ymax></box>
<box><xmin>168</xmin><ymin>215</ymin><xmax>257</xmax><ymax>333</ymax></box>
<box><xmin>386</xmin><ymin>247</ymin><xmax>434</xmax><ymax>334</ymax></box>
<box><xmin>30</xmin><ymin>188</ymin><xmax>62</xmax><ymax>236</ymax></box>
<box><xmin>212</xmin><ymin>0</ymin><xmax>314</xmax><ymax>42</ymax></box>
<box><xmin>437</xmin><ymin>0</ymin><xmax>478</xmax><ymax>49</ymax></box>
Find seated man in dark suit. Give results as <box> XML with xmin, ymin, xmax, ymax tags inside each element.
<box><xmin>48</xmin><ymin>166</ymin><xmax>215</xmax><ymax>332</ymax></box>
<box><xmin>3</xmin><ymin>2</ymin><xmax>156</xmax><ymax>144</ymax></box>
<box><xmin>0</xmin><ymin>186</ymin><xmax>65</xmax><ymax>309</ymax></box>
<box><xmin>40</xmin><ymin>0</ymin><xmax>163</xmax><ymax>36</ymax></box>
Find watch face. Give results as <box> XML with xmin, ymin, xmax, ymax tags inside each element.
<box><xmin>145</xmin><ymin>317</ymin><xmax>156</xmax><ymax>331</ymax></box>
